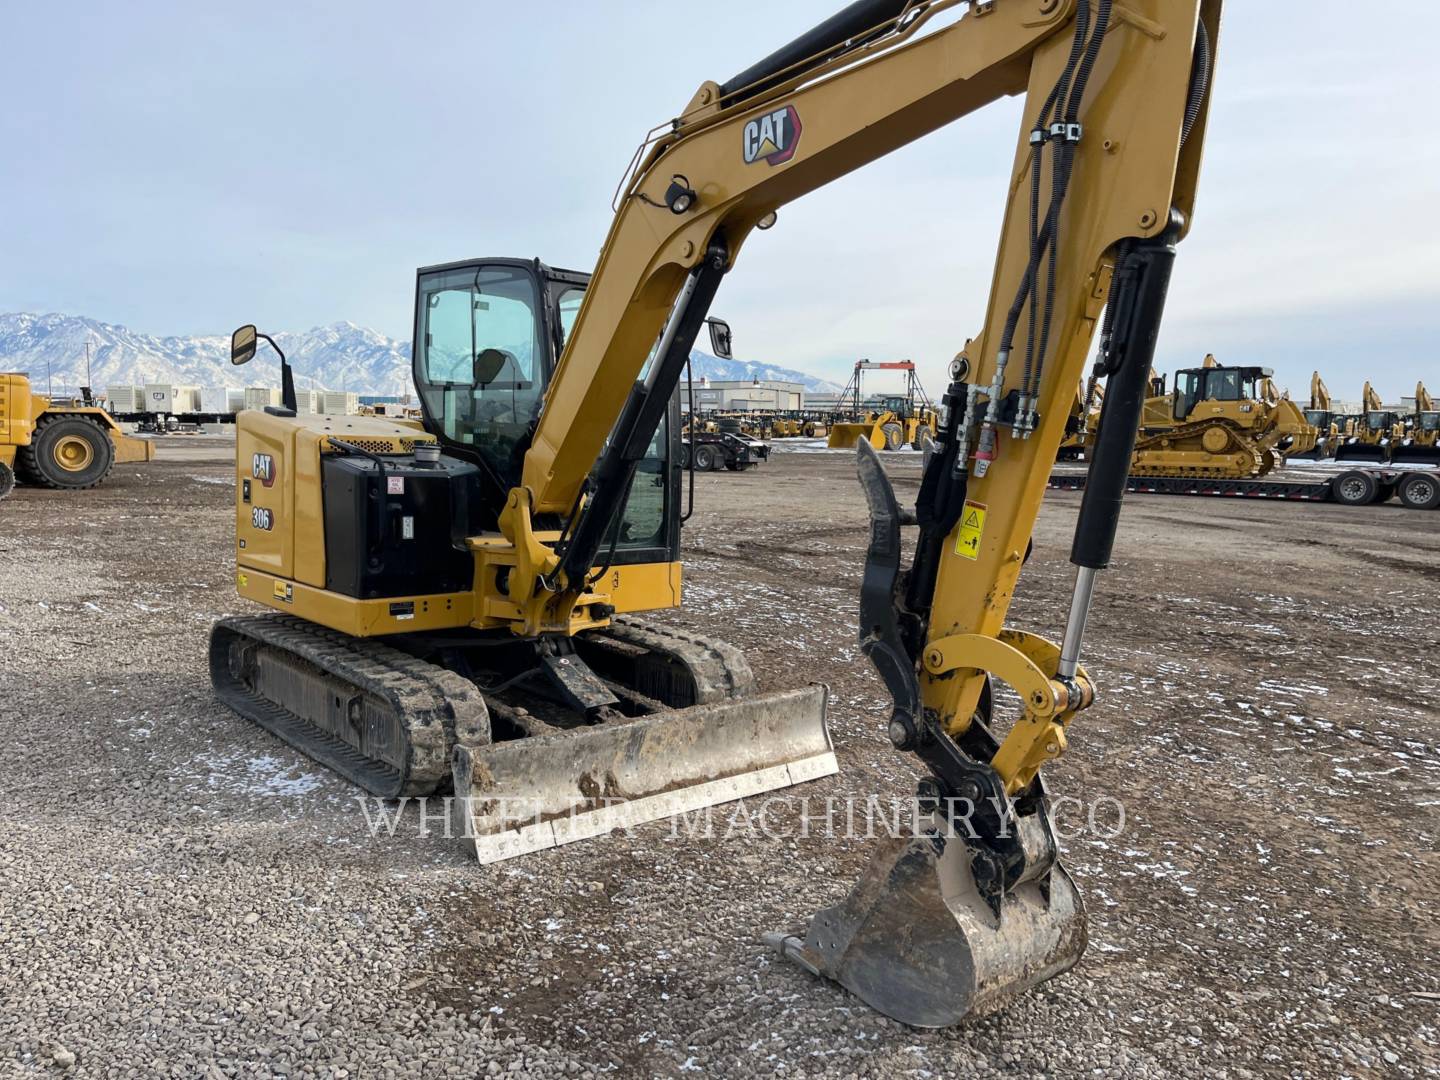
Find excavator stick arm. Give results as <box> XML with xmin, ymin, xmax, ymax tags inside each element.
<box><xmin>765</xmin><ymin>0</ymin><xmax>1221</xmax><ymax>1024</ymax></box>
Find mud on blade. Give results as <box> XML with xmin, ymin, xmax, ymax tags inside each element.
<box><xmin>453</xmin><ymin>685</ymin><xmax>834</xmax><ymax>863</ymax></box>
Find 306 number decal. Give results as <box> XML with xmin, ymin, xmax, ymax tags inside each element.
<box><xmin>251</xmin><ymin>506</ymin><xmax>274</xmax><ymax>531</ymax></box>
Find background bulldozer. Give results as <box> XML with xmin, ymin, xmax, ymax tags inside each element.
<box><xmin>0</xmin><ymin>373</ymin><xmax>155</xmax><ymax>500</ymax></box>
<box><xmin>1130</xmin><ymin>357</ymin><xmax>1317</xmax><ymax>478</ymax></box>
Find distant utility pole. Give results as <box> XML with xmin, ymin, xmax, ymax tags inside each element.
<box><xmin>84</xmin><ymin>338</ymin><xmax>93</xmax><ymax>388</ymax></box>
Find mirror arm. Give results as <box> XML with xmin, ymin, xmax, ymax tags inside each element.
<box><xmin>258</xmin><ymin>332</ymin><xmax>297</xmax><ymax>414</ymax></box>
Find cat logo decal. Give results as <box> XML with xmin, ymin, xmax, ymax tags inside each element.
<box><xmin>743</xmin><ymin>105</ymin><xmax>802</xmax><ymax>166</ymax></box>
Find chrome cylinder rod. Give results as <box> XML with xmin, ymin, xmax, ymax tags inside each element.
<box><xmin>1057</xmin><ymin>565</ymin><xmax>1098</xmax><ymax>680</ymax></box>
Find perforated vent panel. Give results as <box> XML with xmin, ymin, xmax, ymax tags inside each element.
<box><xmin>326</xmin><ymin>436</ymin><xmax>435</xmax><ymax>455</ymax></box>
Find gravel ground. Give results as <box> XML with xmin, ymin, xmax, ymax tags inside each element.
<box><xmin>1</xmin><ymin>435</ymin><xmax>1436</xmax><ymax>1078</ymax></box>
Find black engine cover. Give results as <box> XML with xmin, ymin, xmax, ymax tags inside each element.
<box><xmin>322</xmin><ymin>453</ymin><xmax>481</xmax><ymax>599</ymax></box>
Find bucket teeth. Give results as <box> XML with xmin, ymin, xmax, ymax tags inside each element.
<box><xmin>768</xmin><ymin>828</ymin><xmax>1086</xmax><ymax>1028</ymax></box>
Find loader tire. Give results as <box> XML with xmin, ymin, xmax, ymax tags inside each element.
<box><xmin>881</xmin><ymin>422</ymin><xmax>904</xmax><ymax>451</ymax></box>
<box><xmin>1398</xmin><ymin>472</ymin><xmax>1440</xmax><ymax>510</ymax></box>
<box><xmin>1331</xmin><ymin>470</ymin><xmax>1379</xmax><ymax>506</ymax></box>
<box><xmin>693</xmin><ymin>445</ymin><xmax>718</xmax><ymax>471</ymax></box>
<box><xmin>17</xmin><ymin>414</ymin><xmax>116</xmax><ymax>490</ymax></box>
<box><xmin>0</xmin><ymin>461</ymin><xmax>14</xmax><ymax>500</ymax></box>
<box><xmin>911</xmin><ymin>423</ymin><xmax>932</xmax><ymax>451</ymax></box>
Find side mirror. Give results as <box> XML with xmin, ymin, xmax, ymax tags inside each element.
<box><xmin>232</xmin><ymin>325</ymin><xmax>258</xmax><ymax>366</ymax></box>
<box><xmin>474</xmin><ymin>348</ymin><xmax>509</xmax><ymax>387</ymax></box>
<box><xmin>706</xmin><ymin>318</ymin><xmax>733</xmax><ymax>360</ymax></box>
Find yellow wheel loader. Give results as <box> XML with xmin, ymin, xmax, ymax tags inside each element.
<box><xmin>1129</xmin><ymin>358</ymin><xmax>1316</xmax><ymax>478</ymax></box>
<box><xmin>827</xmin><ymin>360</ymin><xmax>938</xmax><ymax>451</ymax></box>
<box><xmin>212</xmin><ymin>0</ymin><xmax>1222</xmax><ymax>1027</ymax></box>
<box><xmin>1334</xmin><ymin>381</ymin><xmax>1402</xmax><ymax>463</ymax></box>
<box><xmin>1393</xmin><ymin>382</ymin><xmax>1440</xmax><ymax>466</ymax></box>
<box><xmin>0</xmin><ymin>373</ymin><xmax>155</xmax><ymax>500</ymax></box>
<box><xmin>1295</xmin><ymin>370</ymin><xmax>1351</xmax><ymax>460</ymax></box>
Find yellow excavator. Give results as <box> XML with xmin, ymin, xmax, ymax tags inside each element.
<box><xmin>1128</xmin><ymin>356</ymin><xmax>1316</xmax><ymax>477</ymax></box>
<box><xmin>0</xmin><ymin>374</ymin><xmax>155</xmax><ymax>500</ymax></box>
<box><xmin>1335</xmin><ymin>381</ymin><xmax>1401</xmax><ymax>463</ymax></box>
<box><xmin>211</xmin><ymin>0</ymin><xmax>1220</xmax><ymax>1026</ymax></box>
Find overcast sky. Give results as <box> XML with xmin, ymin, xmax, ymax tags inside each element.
<box><xmin>2</xmin><ymin>2</ymin><xmax>1435</xmax><ymax>401</ymax></box>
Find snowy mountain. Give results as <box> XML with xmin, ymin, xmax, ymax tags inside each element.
<box><xmin>0</xmin><ymin>313</ymin><xmax>408</xmax><ymax>396</ymax></box>
<box><xmin>0</xmin><ymin>312</ymin><xmax>840</xmax><ymax>397</ymax></box>
<box><xmin>684</xmin><ymin>350</ymin><xmax>841</xmax><ymax>393</ymax></box>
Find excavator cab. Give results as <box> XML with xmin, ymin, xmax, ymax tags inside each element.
<box><xmin>412</xmin><ymin>258</ymin><xmax>679</xmax><ymax>557</ymax></box>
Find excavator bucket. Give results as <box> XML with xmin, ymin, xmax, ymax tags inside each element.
<box><xmin>763</xmin><ymin>439</ymin><xmax>1088</xmax><ymax>1026</ymax></box>
<box><xmin>452</xmin><ymin>685</ymin><xmax>834</xmax><ymax>862</ymax></box>
<box><xmin>827</xmin><ymin>420</ymin><xmax>884</xmax><ymax>450</ymax></box>
<box><xmin>767</xmin><ymin>813</ymin><xmax>1086</xmax><ymax>1027</ymax></box>
<box><xmin>1333</xmin><ymin>441</ymin><xmax>1389</xmax><ymax>464</ymax></box>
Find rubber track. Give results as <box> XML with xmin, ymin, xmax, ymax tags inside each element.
<box><xmin>210</xmin><ymin>614</ymin><xmax>490</xmax><ymax>799</ymax></box>
<box><xmin>210</xmin><ymin>613</ymin><xmax>755</xmax><ymax>800</ymax></box>
<box><xmin>593</xmin><ymin>616</ymin><xmax>757</xmax><ymax>704</ymax></box>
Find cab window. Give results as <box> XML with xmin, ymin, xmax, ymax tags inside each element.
<box><xmin>1174</xmin><ymin>371</ymin><xmax>1202</xmax><ymax>419</ymax></box>
<box><xmin>415</xmin><ymin>265</ymin><xmax>544</xmax><ymax>485</ymax></box>
<box><xmin>557</xmin><ymin>287</ymin><xmax>585</xmax><ymax>347</ymax></box>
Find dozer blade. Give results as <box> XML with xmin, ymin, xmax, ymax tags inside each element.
<box><xmin>453</xmin><ymin>684</ymin><xmax>834</xmax><ymax>863</ymax></box>
<box><xmin>766</xmin><ymin>826</ymin><xmax>1086</xmax><ymax>1028</ymax></box>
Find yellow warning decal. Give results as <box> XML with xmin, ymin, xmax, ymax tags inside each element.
<box><xmin>954</xmin><ymin>500</ymin><xmax>987</xmax><ymax>561</ymax></box>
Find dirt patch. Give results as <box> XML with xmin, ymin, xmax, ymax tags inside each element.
<box><xmin>0</xmin><ymin>436</ymin><xmax>1435</xmax><ymax>1077</ymax></box>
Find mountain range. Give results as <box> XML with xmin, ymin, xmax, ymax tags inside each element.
<box><xmin>0</xmin><ymin>312</ymin><xmax>841</xmax><ymax>397</ymax></box>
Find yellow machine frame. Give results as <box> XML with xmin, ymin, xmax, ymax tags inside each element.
<box><xmin>486</xmin><ymin>0</ymin><xmax>1218</xmax><ymax>784</ymax></box>
<box><xmin>233</xmin><ymin>410</ymin><xmax>681</xmax><ymax>638</ymax></box>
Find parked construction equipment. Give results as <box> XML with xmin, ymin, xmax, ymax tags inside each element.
<box><xmin>0</xmin><ymin>374</ymin><xmax>155</xmax><ymax>500</ymax></box>
<box><xmin>1057</xmin><ymin>377</ymin><xmax>1104</xmax><ymax>459</ymax></box>
<box><xmin>1127</xmin><ymin>357</ymin><xmax>1317</xmax><ymax>478</ymax></box>
<box><xmin>1052</xmin><ymin>463</ymin><xmax>1440</xmax><ymax>511</ymax></box>
<box><xmin>1294</xmin><ymin>371</ymin><xmax>1351</xmax><ymax>459</ymax></box>
<box><xmin>680</xmin><ymin>424</ymin><xmax>770</xmax><ymax>470</ymax></box>
<box><xmin>1391</xmin><ymin>382</ymin><xmax>1440</xmax><ymax>466</ymax></box>
<box><xmin>827</xmin><ymin>360</ymin><xmax>938</xmax><ymax>450</ymax></box>
<box><xmin>210</xmin><ymin>0</ymin><xmax>1221</xmax><ymax>1026</ymax></box>
<box><xmin>1335</xmin><ymin>382</ymin><xmax>1402</xmax><ymax>463</ymax></box>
